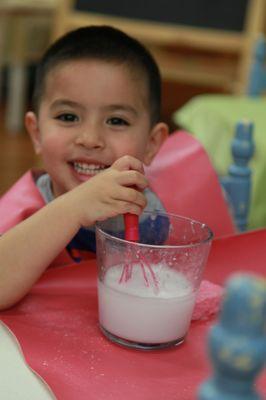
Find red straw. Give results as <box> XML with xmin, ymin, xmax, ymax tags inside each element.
<box><xmin>119</xmin><ymin>214</ymin><xmax>139</xmax><ymax>284</ymax></box>
<box><xmin>124</xmin><ymin>213</ymin><xmax>139</xmax><ymax>242</ymax></box>
<box><xmin>121</xmin><ymin>213</ymin><xmax>159</xmax><ymax>290</ymax></box>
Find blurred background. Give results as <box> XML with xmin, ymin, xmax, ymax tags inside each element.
<box><xmin>0</xmin><ymin>0</ymin><xmax>265</xmax><ymax>229</ymax></box>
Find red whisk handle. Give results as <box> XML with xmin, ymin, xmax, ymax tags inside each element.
<box><xmin>124</xmin><ymin>213</ymin><xmax>139</xmax><ymax>242</ymax></box>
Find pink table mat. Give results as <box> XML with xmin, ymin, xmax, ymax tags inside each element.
<box><xmin>1</xmin><ymin>230</ymin><xmax>266</xmax><ymax>400</ymax></box>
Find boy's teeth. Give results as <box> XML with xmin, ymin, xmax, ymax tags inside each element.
<box><xmin>73</xmin><ymin>162</ymin><xmax>106</xmax><ymax>175</ymax></box>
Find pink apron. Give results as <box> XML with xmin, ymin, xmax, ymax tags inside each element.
<box><xmin>0</xmin><ymin>169</ymin><xmax>73</xmax><ymax>266</ymax></box>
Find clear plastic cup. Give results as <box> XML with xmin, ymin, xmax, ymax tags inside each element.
<box><xmin>96</xmin><ymin>211</ymin><xmax>213</xmax><ymax>350</ymax></box>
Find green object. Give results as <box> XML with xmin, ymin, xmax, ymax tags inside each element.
<box><xmin>173</xmin><ymin>95</ymin><xmax>266</xmax><ymax>230</ymax></box>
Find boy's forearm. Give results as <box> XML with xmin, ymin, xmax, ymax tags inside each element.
<box><xmin>0</xmin><ymin>196</ymin><xmax>80</xmax><ymax>310</ymax></box>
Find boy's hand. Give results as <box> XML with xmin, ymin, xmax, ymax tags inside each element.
<box><xmin>65</xmin><ymin>155</ymin><xmax>148</xmax><ymax>228</ymax></box>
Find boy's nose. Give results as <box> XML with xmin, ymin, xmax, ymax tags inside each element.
<box><xmin>75</xmin><ymin>127</ymin><xmax>105</xmax><ymax>149</ymax></box>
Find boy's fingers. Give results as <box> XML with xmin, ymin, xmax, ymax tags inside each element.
<box><xmin>115</xmin><ymin>200</ymin><xmax>145</xmax><ymax>216</ymax></box>
<box><xmin>112</xmin><ymin>155</ymin><xmax>144</xmax><ymax>173</ymax></box>
<box><xmin>114</xmin><ymin>186</ymin><xmax>147</xmax><ymax>208</ymax></box>
<box><xmin>118</xmin><ymin>170</ymin><xmax>148</xmax><ymax>190</ymax></box>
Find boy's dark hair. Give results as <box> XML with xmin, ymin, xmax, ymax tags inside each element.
<box><xmin>33</xmin><ymin>25</ymin><xmax>162</xmax><ymax>124</ymax></box>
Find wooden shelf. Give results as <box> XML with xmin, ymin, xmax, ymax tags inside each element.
<box><xmin>150</xmin><ymin>47</ymin><xmax>237</xmax><ymax>89</ymax></box>
<box><xmin>67</xmin><ymin>11</ymin><xmax>245</xmax><ymax>52</ymax></box>
<box><xmin>51</xmin><ymin>0</ymin><xmax>266</xmax><ymax>94</ymax></box>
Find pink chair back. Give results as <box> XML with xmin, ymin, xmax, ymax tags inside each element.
<box><xmin>145</xmin><ymin>131</ymin><xmax>235</xmax><ymax>237</ymax></box>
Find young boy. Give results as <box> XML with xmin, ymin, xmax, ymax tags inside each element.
<box><xmin>0</xmin><ymin>26</ymin><xmax>168</xmax><ymax>309</ymax></box>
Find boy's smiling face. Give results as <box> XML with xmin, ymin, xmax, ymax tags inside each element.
<box><xmin>25</xmin><ymin>60</ymin><xmax>168</xmax><ymax>197</ymax></box>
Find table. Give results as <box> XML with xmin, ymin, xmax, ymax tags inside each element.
<box><xmin>0</xmin><ymin>229</ymin><xmax>265</xmax><ymax>399</ymax></box>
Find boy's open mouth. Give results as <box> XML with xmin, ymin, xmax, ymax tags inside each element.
<box><xmin>72</xmin><ymin>161</ymin><xmax>109</xmax><ymax>176</ymax></box>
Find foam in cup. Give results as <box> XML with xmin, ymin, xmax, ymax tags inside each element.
<box><xmin>98</xmin><ymin>262</ymin><xmax>196</xmax><ymax>344</ymax></box>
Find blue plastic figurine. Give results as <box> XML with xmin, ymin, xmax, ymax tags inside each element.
<box><xmin>220</xmin><ymin>120</ymin><xmax>254</xmax><ymax>231</ymax></box>
<box><xmin>198</xmin><ymin>274</ymin><xmax>266</xmax><ymax>400</ymax></box>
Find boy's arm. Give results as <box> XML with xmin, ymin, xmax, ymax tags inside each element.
<box><xmin>0</xmin><ymin>196</ymin><xmax>80</xmax><ymax>309</ymax></box>
<box><xmin>0</xmin><ymin>156</ymin><xmax>148</xmax><ymax>310</ymax></box>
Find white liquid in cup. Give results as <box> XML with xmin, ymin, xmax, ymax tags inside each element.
<box><xmin>98</xmin><ymin>263</ymin><xmax>196</xmax><ymax>344</ymax></box>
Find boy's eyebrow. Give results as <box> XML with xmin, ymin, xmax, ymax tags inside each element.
<box><xmin>104</xmin><ymin>104</ymin><xmax>138</xmax><ymax>116</ymax></box>
<box><xmin>50</xmin><ymin>99</ymin><xmax>85</xmax><ymax>110</ymax></box>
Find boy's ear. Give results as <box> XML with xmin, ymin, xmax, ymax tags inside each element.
<box><xmin>144</xmin><ymin>122</ymin><xmax>169</xmax><ymax>165</ymax></box>
<box><xmin>25</xmin><ymin>112</ymin><xmax>42</xmax><ymax>154</ymax></box>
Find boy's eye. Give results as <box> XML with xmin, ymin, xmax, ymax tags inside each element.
<box><xmin>107</xmin><ymin>117</ymin><xmax>129</xmax><ymax>126</ymax></box>
<box><xmin>55</xmin><ymin>113</ymin><xmax>79</xmax><ymax>122</ymax></box>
